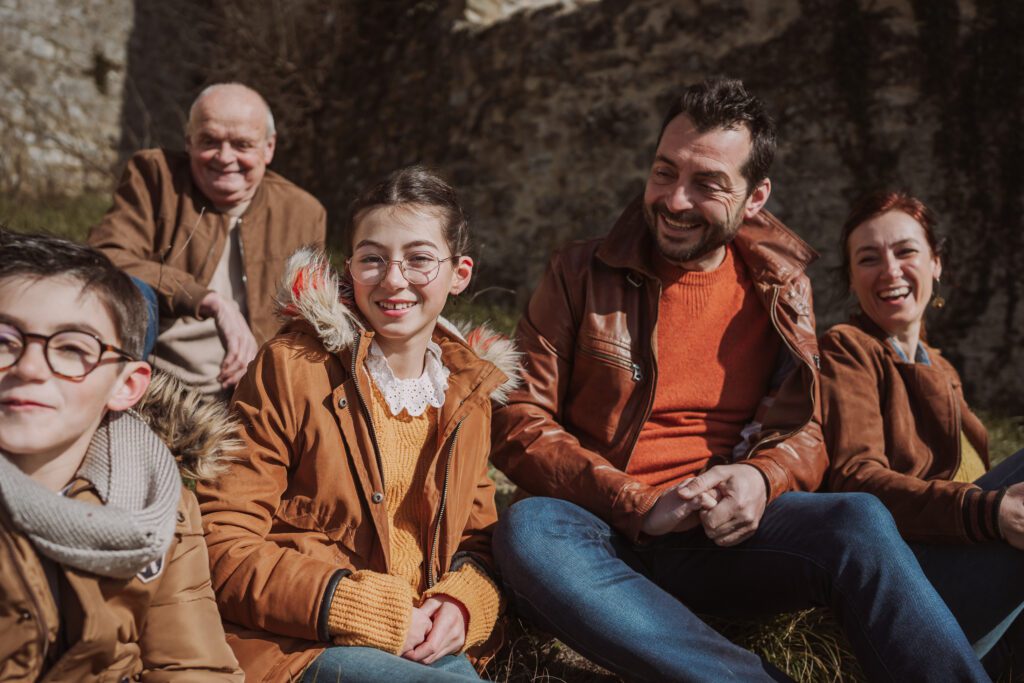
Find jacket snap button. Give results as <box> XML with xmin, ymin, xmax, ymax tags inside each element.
<box><xmin>371</xmin><ymin>492</ymin><xmax>384</xmax><ymax>504</ymax></box>
<box><xmin>338</xmin><ymin>397</ymin><xmax>348</xmax><ymax>408</ymax></box>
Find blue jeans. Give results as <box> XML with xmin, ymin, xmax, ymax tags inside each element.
<box><xmin>914</xmin><ymin>448</ymin><xmax>1024</xmax><ymax>681</ymax></box>
<box><xmin>130</xmin><ymin>276</ymin><xmax>158</xmax><ymax>359</ymax></box>
<box><xmin>495</xmin><ymin>492</ymin><xmax>989</xmax><ymax>682</ymax></box>
<box><xmin>300</xmin><ymin>646</ymin><xmax>479</xmax><ymax>682</ymax></box>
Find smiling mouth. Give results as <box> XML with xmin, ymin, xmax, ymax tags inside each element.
<box><xmin>0</xmin><ymin>398</ymin><xmax>52</xmax><ymax>410</ymax></box>
<box><xmin>378</xmin><ymin>301</ymin><xmax>416</xmax><ymax>311</ymax></box>
<box><xmin>878</xmin><ymin>286</ymin><xmax>911</xmax><ymax>301</ymax></box>
<box><xmin>660</xmin><ymin>214</ymin><xmax>704</xmax><ymax>231</ymax></box>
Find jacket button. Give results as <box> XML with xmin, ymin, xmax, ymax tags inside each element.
<box><xmin>371</xmin><ymin>492</ymin><xmax>384</xmax><ymax>504</ymax></box>
<box><xmin>338</xmin><ymin>397</ymin><xmax>348</xmax><ymax>408</ymax></box>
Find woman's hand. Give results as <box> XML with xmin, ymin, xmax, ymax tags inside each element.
<box><xmin>402</xmin><ymin>596</ymin><xmax>467</xmax><ymax>664</ymax></box>
<box><xmin>400</xmin><ymin>602</ymin><xmax>436</xmax><ymax>656</ymax></box>
<box><xmin>999</xmin><ymin>482</ymin><xmax>1024</xmax><ymax>549</ymax></box>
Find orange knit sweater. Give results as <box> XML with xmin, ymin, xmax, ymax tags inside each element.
<box><xmin>627</xmin><ymin>245</ymin><xmax>780</xmax><ymax>488</ymax></box>
<box><xmin>326</xmin><ymin>378</ymin><xmax>502</xmax><ymax>653</ymax></box>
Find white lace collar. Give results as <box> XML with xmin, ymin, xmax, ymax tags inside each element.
<box><xmin>364</xmin><ymin>339</ymin><xmax>450</xmax><ymax>417</ymax></box>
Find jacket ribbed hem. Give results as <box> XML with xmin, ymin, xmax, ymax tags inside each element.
<box><xmin>327</xmin><ymin>571</ymin><xmax>414</xmax><ymax>654</ymax></box>
<box><xmin>962</xmin><ymin>487</ymin><xmax>1005</xmax><ymax>542</ymax></box>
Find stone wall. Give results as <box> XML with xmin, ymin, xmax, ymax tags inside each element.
<box><xmin>0</xmin><ymin>0</ymin><xmax>132</xmax><ymax>194</ymax></box>
<box><xmin>3</xmin><ymin>0</ymin><xmax>1022</xmax><ymax>410</ymax></box>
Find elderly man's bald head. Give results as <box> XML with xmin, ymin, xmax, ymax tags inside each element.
<box><xmin>186</xmin><ymin>83</ymin><xmax>275</xmax><ymax>138</ymax></box>
<box><xmin>184</xmin><ymin>83</ymin><xmax>277</xmax><ymax>210</ymax></box>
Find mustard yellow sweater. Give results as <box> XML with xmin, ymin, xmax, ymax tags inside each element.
<box><xmin>326</xmin><ymin>379</ymin><xmax>502</xmax><ymax>653</ymax></box>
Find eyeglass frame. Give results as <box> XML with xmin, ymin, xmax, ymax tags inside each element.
<box><xmin>0</xmin><ymin>324</ymin><xmax>139</xmax><ymax>379</ymax></box>
<box><xmin>345</xmin><ymin>253</ymin><xmax>457</xmax><ymax>286</ymax></box>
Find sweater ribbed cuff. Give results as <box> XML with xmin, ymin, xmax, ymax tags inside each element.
<box><xmin>962</xmin><ymin>487</ymin><xmax>1006</xmax><ymax>542</ymax></box>
<box><xmin>327</xmin><ymin>571</ymin><xmax>415</xmax><ymax>654</ymax></box>
<box><xmin>422</xmin><ymin>563</ymin><xmax>503</xmax><ymax>650</ymax></box>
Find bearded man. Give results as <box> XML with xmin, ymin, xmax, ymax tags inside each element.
<box><xmin>89</xmin><ymin>83</ymin><xmax>326</xmax><ymax>399</ymax></box>
<box><xmin>490</xmin><ymin>78</ymin><xmax>989</xmax><ymax>682</ymax></box>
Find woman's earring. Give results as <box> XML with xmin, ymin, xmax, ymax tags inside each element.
<box><xmin>931</xmin><ymin>277</ymin><xmax>946</xmax><ymax>309</ymax></box>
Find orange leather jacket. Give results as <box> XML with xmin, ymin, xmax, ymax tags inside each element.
<box><xmin>491</xmin><ymin>198</ymin><xmax>827</xmax><ymax>541</ymax></box>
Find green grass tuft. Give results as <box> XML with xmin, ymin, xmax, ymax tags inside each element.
<box><xmin>979</xmin><ymin>411</ymin><xmax>1024</xmax><ymax>466</ymax></box>
<box><xmin>0</xmin><ymin>193</ymin><xmax>109</xmax><ymax>241</ymax></box>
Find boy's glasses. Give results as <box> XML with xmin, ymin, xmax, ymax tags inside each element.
<box><xmin>346</xmin><ymin>254</ymin><xmax>454</xmax><ymax>286</ymax></box>
<box><xmin>0</xmin><ymin>323</ymin><xmax>138</xmax><ymax>379</ymax></box>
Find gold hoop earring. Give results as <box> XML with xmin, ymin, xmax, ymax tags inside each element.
<box><xmin>931</xmin><ymin>277</ymin><xmax>945</xmax><ymax>309</ymax></box>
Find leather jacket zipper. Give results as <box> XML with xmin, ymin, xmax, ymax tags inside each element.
<box><xmin>237</xmin><ymin>218</ymin><xmax>249</xmax><ymax>291</ymax></box>
<box><xmin>622</xmin><ymin>277</ymin><xmax>660</xmax><ymax>469</ymax></box>
<box><xmin>578</xmin><ymin>344</ymin><xmax>643</xmax><ymax>380</ymax></box>
<box><xmin>746</xmin><ymin>285</ymin><xmax>817</xmax><ymax>457</ymax></box>
<box><xmin>427</xmin><ymin>420</ymin><xmax>462</xmax><ymax>589</ymax></box>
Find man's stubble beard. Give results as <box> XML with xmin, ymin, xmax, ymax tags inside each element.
<box><xmin>643</xmin><ymin>200</ymin><xmax>745</xmax><ymax>265</ymax></box>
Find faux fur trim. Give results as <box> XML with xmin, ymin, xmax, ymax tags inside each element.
<box><xmin>132</xmin><ymin>371</ymin><xmax>241</xmax><ymax>485</ymax></box>
<box><xmin>451</xmin><ymin>321</ymin><xmax>522</xmax><ymax>405</ymax></box>
<box><xmin>276</xmin><ymin>247</ymin><xmax>360</xmax><ymax>354</ymax></box>
<box><xmin>278</xmin><ymin>249</ymin><xmax>521</xmax><ymax>402</ymax></box>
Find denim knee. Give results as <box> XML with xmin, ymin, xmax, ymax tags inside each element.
<box><xmin>497</xmin><ymin>497</ymin><xmax>579</xmax><ymax>554</ymax></box>
<box><xmin>821</xmin><ymin>493</ymin><xmax>904</xmax><ymax>553</ymax></box>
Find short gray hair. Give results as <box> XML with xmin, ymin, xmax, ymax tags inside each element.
<box><xmin>185</xmin><ymin>83</ymin><xmax>276</xmax><ymax>139</ymax></box>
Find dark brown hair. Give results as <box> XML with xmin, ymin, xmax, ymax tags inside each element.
<box><xmin>0</xmin><ymin>229</ymin><xmax>148</xmax><ymax>359</ymax></box>
<box><xmin>839</xmin><ymin>190</ymin><xmax>942</xmax><ymax>289</ymax></box>
<box><xmin>659</xmin><ymin>78</ymin><xmax>777</xmax><ymax>190</ymax></box>
<box><xmin>346</xmin><ymin>165</ymin><xmax>469</xmax><ymax>258</ymax></box>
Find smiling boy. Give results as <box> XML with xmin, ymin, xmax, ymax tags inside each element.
<box><xmin>0</xmin><ymin>230</ymin><xmax>242</xmax><ymax>680</ymax></box>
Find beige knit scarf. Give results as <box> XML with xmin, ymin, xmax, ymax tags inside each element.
<box><xmin>0</xmin><ymin>411</ymin><xmax>179</xmax><ymax>579</ymax></box>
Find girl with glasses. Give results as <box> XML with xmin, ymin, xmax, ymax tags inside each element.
<box><xmin>196</xmin><ymin>166</ymin><xmax>519</xmax><ymax>682</ymax></box>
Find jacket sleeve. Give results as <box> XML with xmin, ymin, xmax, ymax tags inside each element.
<box><xmin>86</xmin><ymin>153</ymin><xmax>210</xmax><ymax>318</ymax></box>
<box><xmin>196</xmin><ymin>339</ymin><xmax>349</xmax><ymax>641</ymax></box>
<box><xmin>739</xmin><ymin>279</ymin><xmax>828</xmax><ymax>500</ymax></box>
<box><xmin>490</xmin><ymin>251</ymin><xmax>661</xmax><ymax>543</ymax></box>
<box><xmin>820</xmin><ymin>328</ymin><xmax>1002</xmax><ymax>543</ymax></box>
<box><xmin>139</xmin><ymin>489</ymin><xmax>244</xmax><ymax>681</ymax></box>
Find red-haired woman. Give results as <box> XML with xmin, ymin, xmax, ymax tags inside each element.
<box><xmin>820</xmin><ymin>190</ymin><xmax>1024</xmax><ymax>680</ymax></box>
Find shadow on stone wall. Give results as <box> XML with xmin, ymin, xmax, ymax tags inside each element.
<box><xmin>115</xmin><ymin>0</ymin><xmax>1024</xmax><ymax>410</ymax></box>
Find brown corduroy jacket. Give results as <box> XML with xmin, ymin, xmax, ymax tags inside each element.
<box><xmin>0</xmin><ymin>372</ymin><xmax>243</xmax><ymax>682</ymax></box>
<box><xmin>87</xmin><ymin>148</ymin><xmax>327</xmax><ymax>345</ymax></box>
<box><xmin>196</xmin><ymin>250</ymin><xmax>520</xmax><ymax>681</ymax></box>
<box><xmin>490</xmin><ymin>197</ymin><xmax>827</xmax><ymax>543</ymax></box>
<box><xmin>820</xmin><ymin>315</ymin><xmax>1002</xmax><ymax>543</ymax></box>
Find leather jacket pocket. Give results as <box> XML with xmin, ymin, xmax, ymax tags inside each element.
<box><xmin>568</xmin><ymin>333</ymin><xmax>642</xmax><ymax>444</ymax></box>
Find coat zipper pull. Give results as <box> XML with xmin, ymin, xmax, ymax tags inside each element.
<box><xmin>631</xmin><ymin>363</ymin><xmax>643</xmax><ymax>382</ymax></box>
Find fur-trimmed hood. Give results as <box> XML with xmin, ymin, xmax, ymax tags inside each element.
<box><xmin>132</xmin><ymin>370</ymin><xmax>241</xmax><ymax>485</ymax></box>
<box><xmin>276</xmin><ymin>247</ymin><xmax>521</xmax><ymax>403</ymax></box>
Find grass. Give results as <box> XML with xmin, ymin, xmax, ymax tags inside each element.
<box><xmin>0</xmin><ymin>192</ymin><xmax>108</xmax><ymax>241</ymax></box>
<box><xmin>5</xmin><ymin>192</ymin><xmax>1023</xmax><ymax>682</ymax></box>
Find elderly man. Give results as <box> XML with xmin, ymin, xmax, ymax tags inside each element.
<box><xmin>490</xmin><ymin>78</ymin><xmax>989</xmax><ymax>682</ymax></box>
<box><xmin>89</xmin><ymin>83</ymin><xmax>326</xmax><ymax>398</ymax></box>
